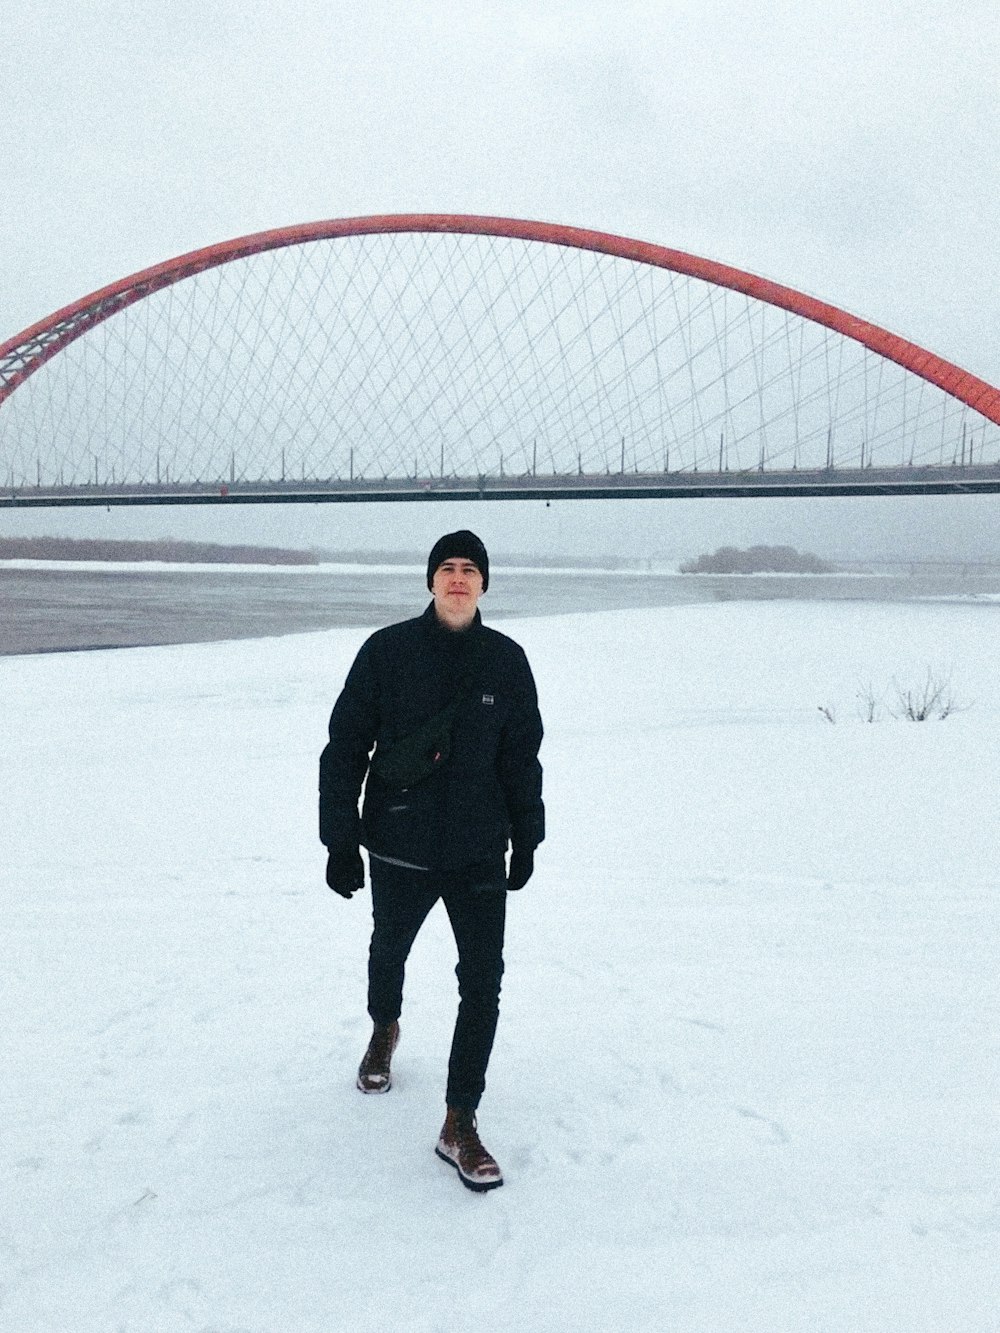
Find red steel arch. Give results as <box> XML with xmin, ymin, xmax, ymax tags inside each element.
<box><xmin>3</xmin><ymin>213</ymin><xmax>1000</xmax><ymax>425</ymax></box>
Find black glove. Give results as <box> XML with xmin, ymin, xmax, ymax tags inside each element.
<box><xmin>506</xmin><ymin>846</ymin><xmax>534</xmax><ymax>892</ymax></box>
<box><xmin>326</xmin><ymin>849</ymin><xmax>365</xmax><ymax>899</ymax></box>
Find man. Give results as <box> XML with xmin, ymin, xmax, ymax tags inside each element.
<box><xmin>319</xmin><ymin>530</ymin><xmax>544</xmax><ymax>1192</ymax></box>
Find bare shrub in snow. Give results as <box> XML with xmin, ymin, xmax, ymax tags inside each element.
<box><xmin>819</xmin><ymin>672</ymin><xmax>969</xmax><ymax>724</ymax></box>
<box><xmin>856</xmin><ymin>682</ymin><xmax>883</xmax><ymax>723</ymax></box>
<box><xmin>889</xmin><ymin>668</ymin><xmax>967</xmax><ymax>721</ymax></box>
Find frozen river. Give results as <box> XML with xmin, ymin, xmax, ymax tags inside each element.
<box><xmin>3</xmin><ymin>560</ymin><xmax>1000</xmax><ymax>654</ymax></box>
<box><xmin>4</xmin><ymin>597</ymin><xmax>999</xmax><ymax>1330</ymax></box>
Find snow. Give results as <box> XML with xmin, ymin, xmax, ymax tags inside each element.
<box><xmin>3</xmin><ymin>600</ymin><xmax>999</xmax><ymax>1332</ymax></box>
<box><xmin>0</xmin><ymin>559</ymin><xmax>671</xmax><ymax>576</ymax></box>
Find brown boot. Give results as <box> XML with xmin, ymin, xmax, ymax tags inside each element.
<box><xmin>356</xmin><ymin>1021</ymin><xmax>400</xmax><ymax>1093</ymax></box>
<box><xmin>435</xmin><ymin>1107</ymin><xmax>504</xmax><ymax>1192</ymax></box>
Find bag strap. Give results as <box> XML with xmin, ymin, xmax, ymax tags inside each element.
<box><xmin>369</xmin><ymin>633</ymin><xmax>484</xmax><ymax>783</ymax></box>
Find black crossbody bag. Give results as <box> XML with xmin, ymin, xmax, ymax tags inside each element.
<box><xmin>369</xmin><ymin>651</ymin><xmax>482</xmax><ymax>791</ymax></box>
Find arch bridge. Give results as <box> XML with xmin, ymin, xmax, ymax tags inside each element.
<box><xmin>2</xmin><ymin>215</ymin><xmax>999</xmax><ymax>507</ymax></box>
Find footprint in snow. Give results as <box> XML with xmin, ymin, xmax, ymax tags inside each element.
<box><xmin>735</xmin><ymin>1106</ymin><xmax>789</xmax><ymax>1144</ymax></box>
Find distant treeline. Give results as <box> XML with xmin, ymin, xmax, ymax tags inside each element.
<box><xmin>315</xmin><ymin>548</ymin><xmax>431</xmax><ymax>565</ymax></box>
<box><xmin>0</xmin><ymin>537</ymin><xmax>318</xmax><ymax>565</ymax></box>
<box><xmin>680</xmin><ymin>544</ymin><xmax>836</xmax><ymax>574</ymax></box>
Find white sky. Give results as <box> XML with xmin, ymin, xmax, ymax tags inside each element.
<box><xmin>2</xmin><ymin>0</ymin><xmax>999</xmax><ymax>560</ymax></box>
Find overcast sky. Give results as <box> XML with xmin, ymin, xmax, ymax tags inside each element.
<box><xmin>2</xmin><ymin>0</ymin><xmax>998</xmax><ymax>560</ymax></box>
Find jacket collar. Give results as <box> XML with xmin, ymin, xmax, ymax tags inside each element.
<box><xmin>420</xmin><ymin>600</ymin><xmax>483</xmax><ymax>639</ymax></box>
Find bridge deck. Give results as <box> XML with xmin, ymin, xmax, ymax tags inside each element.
<box><xmin>3</xmin><ymin>463</ymin><xmax>1000</xmax><ymax>507</ymax></box>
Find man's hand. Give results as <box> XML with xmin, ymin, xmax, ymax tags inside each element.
<box><xmin>506</xmin><ymin>846</ymin><xmax>534</xmax><ymax>892</ymax></box>
<box><xmin>326</xmin><ymin>849</ymin><xmax>365</xmax><ymax>899</ymax></box>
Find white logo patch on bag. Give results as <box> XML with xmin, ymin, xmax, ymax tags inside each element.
<box><xmin>482</xmin><ymin>693</ymin><xmax>494</xmax><ymax>706</ymax></box>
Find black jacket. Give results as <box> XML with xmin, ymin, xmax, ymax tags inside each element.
<box><xmin>319</xmin><ymin>603</ymin><xmax>544</xmax><ymax>872</ymax></box>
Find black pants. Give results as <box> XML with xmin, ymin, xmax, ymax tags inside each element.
<box><xmin>367</xmin><ymin>857</ymin><xmax>507</xmax><ymax>1110</ymax></box>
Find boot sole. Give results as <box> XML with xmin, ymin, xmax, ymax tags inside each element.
<box><xmin>435</xmin><ymin>1145</ymin><xmax>504</xmax><ymax>1193</ymax></box>
<box><xmin>356</xmin><ymin>1075</ymin><xmax>393</xmax><ymax>1093</ymax></box>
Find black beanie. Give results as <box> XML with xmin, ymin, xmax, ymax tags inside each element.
<box><xmin>426</xmin><ymin>530</ymin><xmax>489</xmax><ymax>592</ymax></box>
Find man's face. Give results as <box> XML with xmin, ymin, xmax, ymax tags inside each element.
<box><xmin>431</xmin><ymin>558</ymin><xmax>484</xmax><ymax>629</ymax></box>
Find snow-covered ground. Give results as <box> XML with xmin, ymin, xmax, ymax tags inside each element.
<box><xmin>3</xmin><ymin>600</ymin><xmax>998</xmax><ymax>1332</ymax></box>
